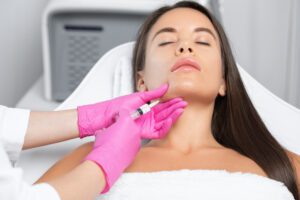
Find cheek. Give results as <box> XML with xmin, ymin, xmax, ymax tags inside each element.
<box><xmin>144</xmin><ymin>69</ymin><xmax>169</xmax><ymax>90</ymax></box>
<box><xmin>143</xmin><ymin>53</ymin><xmax>170</xmax><ymax>90</ymax></box>
<box><xmin>200</xmin><ymin>48</ymin><xmax>223</xmax><ymax>83</ymax></box>
<box><xmin>201</xmin><ymin>55</ymin><xmax>223</xmax><ymax>91</ymax></box>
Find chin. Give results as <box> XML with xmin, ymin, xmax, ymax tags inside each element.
<box><xmin>160</xmin><ymin>80</ymin><xmax>200</xmax><ymax>102</ymax></box>
<box><xmin>160</xmin><ymin>77</ymin><xmax>218</xmax><ymax>104</ymax></box>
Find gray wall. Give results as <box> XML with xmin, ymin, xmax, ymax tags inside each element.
<box><xmin>0</xmin><ymin>0</ymin><xmax>49</xmax><ymax>106</ymax></box>
<box><xmin>222</xmin><ymin>0</ymin><xmax>300</xmax><ymax>109</ymax></box>
<box><xmin>286</xmin><ymin>0</ymin><xmax>300</xmax><ymax>108</ymax></box>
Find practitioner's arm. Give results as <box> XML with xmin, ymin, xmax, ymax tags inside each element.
<box><xmin>47</xmin><ymin>160</ymin><xmax>106</xmax><ymax>200</ymax></box>
<box><xmin>36</xmin><ymin>142</ymin><xmax>94</xmax><ymax>183</ymax></box>
<box><xmin>23</xmin><ymin>110</ymin><xmax>78</xmax><ymax>149</ymax></box>
<box><xmin>23</xmin><ymin>84</ymin><xmax>171</xmax><ymax>149</ymax></box>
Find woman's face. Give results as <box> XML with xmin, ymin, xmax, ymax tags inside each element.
<box><xmin>137</xmin><ymin>8</ymin><xmax>226</xmax><ymax>103</ymax></box>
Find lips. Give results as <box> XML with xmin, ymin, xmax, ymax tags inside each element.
<box><xmin>171</xmin><ymin>58</ymin><xmax>201</xmax><ymax>72</ymax></box>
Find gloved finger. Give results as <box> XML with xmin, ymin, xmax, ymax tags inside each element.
<box><xmin>156</xmin><ymin>109</ymin><xmax>184</xmax><ymax>138</ymax></box>
<box><xmin>154</xmin><ymin>108</ymin><xmax>184</xmax><ymax>130</ymax></box>
<box><xmin>150</xmin><ymin>118</ymin><xmax>173</xmax><ymax>139</ymax></box>
<box><xmin>157</xmin><ymin>118</ymin><xmax>173</xmax><ymax>138</ymax></box>
<box><xmin>142</xmin><ymin>117</ymin><xmax>172</xmax><ymax>139</ymax></box>
<box><xmin>139</xmin><ymin>83</ymin><xmax>168</xmax><ymax>102</ymax></box>
<box><xmin>151</xmin><ymin>97</ymin><xmax>182</xmax><ymax>113</ymax></box>
<box><xmin>154</xmin><ymin>101</ymin><xmax>187</xmax><ymax>122</ymax></box>
<box><xmin>149</xmin><ymin>108</ymin><xmax>184</xmax><ymax>139</ymax></box>
<box><xmin>110</xmin><ymin>108</ymin><xmax>134</xmax><ymax>126</ymax></box>
<box><xmin>93</xmin><ymin>129</ymin><xmax>112</xmax><ymax>147</ymax></box>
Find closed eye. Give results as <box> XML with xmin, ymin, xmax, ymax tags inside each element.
<box><xmin>196</xmin><ymin>41</ymin><xmax>210</xmax><ymax>46</ymax></box>
<box><xmin>158</xmin><ymin>42</ymin><xmax>174</xmax><ymax>46</ymax></box>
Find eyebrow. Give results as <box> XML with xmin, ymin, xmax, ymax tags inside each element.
<box><xmin>151</xmin><ymin>27</ymin><xmax>217</xmax><ymax>41</ymax></box>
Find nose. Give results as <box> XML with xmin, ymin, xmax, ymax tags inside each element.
<box><xmin>175</xmin><ymin>42</ymin><xmax>195</xmax><ymax>56</ymax></box>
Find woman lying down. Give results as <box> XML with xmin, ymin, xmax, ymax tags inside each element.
<box><xmin>36</xmin><ymin>1</ymin><xmax>300</xmax><ymax>199</ymax></box>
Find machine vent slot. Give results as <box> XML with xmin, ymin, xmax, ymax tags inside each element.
<box><xmin>65</xmin><ymin>25</ymin><xmax>104</xmax><ymax>32</ymax></box>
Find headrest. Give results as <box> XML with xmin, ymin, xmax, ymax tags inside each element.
<box><xmin>56</xmin><ymin>42</ymin><xmax>135</xmax><ymax>110</ymax></box>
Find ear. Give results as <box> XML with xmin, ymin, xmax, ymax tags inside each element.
<box><xmin>136</xmin><ymin>71</ymin><xmax>147</xmax><ymax>92</ymax></box>
<box><xmin>218</xmin><ymin>79</ymin><xmax>226</xmax><ymax>96</ymax></box>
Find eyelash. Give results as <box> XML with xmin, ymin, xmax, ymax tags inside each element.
<box><xmin>196</xmin><ymin>41</ymin><xmax>210</xmax><ymax>46</ymax></box>
<box><xmin>158</xmin><ymin>42</ymin><xmax>173</xmax><ymax>46</ymax></box>
<box><xmin>158</xmin><ymin>41</ymin><xmax>210</xmax><ymax>46</ymax></box>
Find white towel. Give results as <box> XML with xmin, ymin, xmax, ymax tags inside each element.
<box><xmin>98</xmin><ymin>169</ymin><xmax>294</xmax><ymax>200</ymax></box>
<box><xmin>112</xmin><ymin>56</ymin><xmax>134</xmax><ymax>98</ymax></box>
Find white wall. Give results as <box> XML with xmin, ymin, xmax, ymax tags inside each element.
<box><xmin>221</xmin><ymin>0</ymin><xmax>300</xmax><ymax>109</ymax></box>
<box><xmin>0</xmin><ymin>0</ymin><xmax>49</xmax><ymax>106</ymax></box>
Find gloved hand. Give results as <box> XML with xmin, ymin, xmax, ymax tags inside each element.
<box><xmin>84</xmin><ymin>98</ymin><xmax>187</xmax><ymax>193</ymax></box>
<box><xmin>77</xmin><ymin>83</ymin><xmax>170</xmax><ymax>138</ymax></box>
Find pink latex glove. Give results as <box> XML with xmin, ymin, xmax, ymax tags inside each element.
<box><xmin>84</xmin><ymin>98</ymin><xmax>187</xmax><ymax>193</ymax></box>
<box><xmin>77</xmin><ymin>83</ymin><xmax>170</xmax><ymax>138</ymax></box>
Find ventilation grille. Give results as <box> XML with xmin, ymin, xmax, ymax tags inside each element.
<box><xmin>66</xmin><ymin>34</ymin><xmax>101</xmax><ymax>92</ymax></box>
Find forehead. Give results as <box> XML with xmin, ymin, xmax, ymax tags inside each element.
<box><xmin>148</xmin><ymin>7</ymin><xmax>217</xmax><ymax>40</ymax></box>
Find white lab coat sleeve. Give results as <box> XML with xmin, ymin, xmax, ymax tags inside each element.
<box><xmin>0</xmin><ymin>144</ymin><xmax>61</xmax><ymax>200</ymax></box>
<box><xmin>0</xmin><ymin>105</ymin><xmax>30</xmax><ymax>163</ymax></box>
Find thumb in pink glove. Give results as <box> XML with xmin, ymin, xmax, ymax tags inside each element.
<box><xmin>84</xmin><ymin>98</ymin><xmax>187</xmax><ymax>194</ymax></box>
<box><xmin>77</xmin><ymin>83</ymin><xmax>169</xmax><ymax>138</ymax></box>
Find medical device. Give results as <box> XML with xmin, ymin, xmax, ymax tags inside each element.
<box><xmin>42</xmin><ymin>0</ymin><xmax>164</xmax><ymax>101</ymax></box>
<box><xmin>131</xmin><ymin>100</ymin><xmax>160</xmax><ymax>119</ymax></box>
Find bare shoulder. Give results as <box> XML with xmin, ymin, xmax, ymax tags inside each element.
<box><xmin>225</xmin><ymin>148</ymin><xmax>268</xmax><ymax>177</ymax></box>
<box><xmin>285</xmin><ymin>150</ymin><xmax>300</xmax><ymax>182</ymax></box>
<box><xmin>285</xmin><ymin>149</ymin><xmax>300</xmax><ymax>164</ymax></box>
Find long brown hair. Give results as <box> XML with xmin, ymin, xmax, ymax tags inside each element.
<box><xmin>132</xmin><ymin>1</ymin><xmax>299</xmax><ymax>199</ymax></box>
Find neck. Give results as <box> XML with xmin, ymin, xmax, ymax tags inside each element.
<box><xmin>148</xmin><ymin>101</ymin><xmax>223</xmax><ymax>153</ymax></box>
